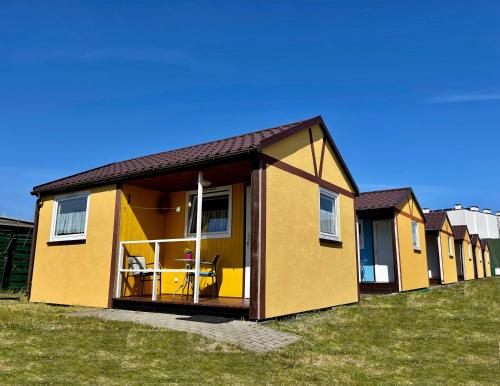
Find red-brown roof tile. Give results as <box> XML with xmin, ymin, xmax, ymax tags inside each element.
<box><xmin>355</xmin><ymin>187</ymin><xmax>412</xmax><ymax>211</ymax></box>
<box><xmin>424</xmin><ymin>212</ymin><xmax>447</xmax><ymax>231</ymax></box>
<box><xmin>452</xmin><ymin>225</ymin><xmax>468</xmax><ymax>240</ymax></box>
<box><xmin>470</xmin><ymin>234</ymin><xmax>480</xmax><ymax>246</ymax></box>
<box><xmin>32</xmin><ymin>115</ymin><xmax>358</xmax><ymax>195</ymax></box>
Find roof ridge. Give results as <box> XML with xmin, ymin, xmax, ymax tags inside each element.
<box><xmin>115</xmin><ymin>116</ymin><xmax>315</xmax><ymax>164</ymax></box>
<box><xmin>359</xmin><ymin>187</ymin><xmax>412</xmax><ymax>195</ymax></box>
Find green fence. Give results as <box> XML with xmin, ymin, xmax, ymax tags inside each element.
<box><xmin>486</xmin><ymin>239</ymin><xmax>500</xmax><ymax>276</ymax></box>
<box><xmin>0</xmin><ymin>230</ymin><xmax>32</xmax><ymax>290</ymax></box>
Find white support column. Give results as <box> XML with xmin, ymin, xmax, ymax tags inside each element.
<box><xmin>152</xmin><ymin>241</ymin><xmax>160</xmax><ymax>301</ymax></box>
<box><xmin>193</xmin><ymin>171</ymin><xmax>203</xmax><ymax>303</ymax></box>
<box><xmin>437</xmin><ymin>234</ymin><xmax>444</xmax><ymax>284</ymax></box>
<box><xmin>115</xmin><ymin>243</ymin><xmax>124</xmax><ymax>298</ymax></box>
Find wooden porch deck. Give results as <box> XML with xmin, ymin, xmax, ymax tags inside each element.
<box><xmin>112</xmin><ymin>295</ymin><xmax>250</xmax><ymax>318</ymax></box>
<box><xmin>359</xmin><ymin>282</ymin><xmax>399</xmax><ymax>294</ymax></box>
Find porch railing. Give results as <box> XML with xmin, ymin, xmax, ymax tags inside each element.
<box><xmin>115</xmin><ymin>171</ymin><xmax>205</xmax><ymax>303</ymax></box>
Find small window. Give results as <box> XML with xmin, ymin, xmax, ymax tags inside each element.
<box><xmin>50</xmin><ymin>192</ymin><xmax>89</xmax><ymax>241</ymax></box>
<box><xmin>319</xmin><ymin>188</ymin><xmax>340</xmax><ymax>241</ymax></box>
<box><xmin>186</xmin><ymin>187</ymin><xmax>231</xmax><ymax>238</ymax></box>
<box><xmin>358</xmin><ymin>220</ymin><xmax>364</xmax><ymax>249</ymax></box>
<box><xmin>411</xmin><ymin>221</ymin><xmax>420</xmax><ymax>250</ymax></box>
<box><xmin>448</xmin><ymin>236</ymin><xmax>453</xmax><ymax>256</ymax></box>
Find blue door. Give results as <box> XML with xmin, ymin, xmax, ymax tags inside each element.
<box><xmin>359</xmin><ymin>219</ymin><xmax>375</xmax><ymax>282</ymax></box>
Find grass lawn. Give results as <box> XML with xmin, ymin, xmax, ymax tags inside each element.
<box><xmin>0</xmin><ymin>278</ymin><xmax>498</xmax><ymax>385</ymax></box>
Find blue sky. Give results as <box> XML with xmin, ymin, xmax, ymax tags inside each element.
<box><xmin>1</xmin><ymin>1</ymin><xmax>499</xmax><ymax>220</ymax></box>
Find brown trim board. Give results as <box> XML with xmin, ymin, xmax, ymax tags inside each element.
<box><xmin>260</xmin><ymin>154</ymin><xmax>355</xmax><ymax>199</ymax></box>
<box><xmin>397</xmin><ymin>209</ymin><xmax>424</xmax><ymax>224</ymax></box>
<box><xmin>318</xmin><ymin>138</ymin><xmax>326</xmax><ymax>179</ymax></box>
<box><xmin>259</xmin><ymin>162</ymin><xmax>267</xmax><ymax>319</ymax></box>
<box><xmin>249</xmin><ymin>163</ymin><xmax>261</xmax><ymax>320</ymax></box>
<box><xmin>108</xmin><ymin>186</ymin><xmax>122</xmax><ymax>308</ymax></box>
<box><xmin>26</xmin><ymin>198</ymin><xmax>41</xmax><ymax>299</ymax></box>
<box><xmin>308</xmin><ymin>127</ymin><xmax>318</xmax><ymax>177</ymax></box>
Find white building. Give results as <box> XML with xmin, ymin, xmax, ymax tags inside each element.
<box><xmin>439</xmin><ymin>205</ymin><xmax>500</xmax><ymax>239</ymax></box>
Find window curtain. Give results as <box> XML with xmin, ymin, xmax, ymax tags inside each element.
<box><xmin>320</xmin><ymin>193</ymin><xmax>336</xmax><ymax>235</ymax></box>
<box><xmin>188</xmin><ymin>194</ymin><xmax>229</xmax><ymax>234</ymax></box>
<box><xmin>55</xmin><ymin>197</ymin><xmax>87</xmax><ymax>235</ymax></box>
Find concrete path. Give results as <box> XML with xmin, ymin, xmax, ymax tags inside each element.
<box><xmin>71</xmin><ymin>309</ymin><xmax>299</xmax><ymax>353</ymax></box>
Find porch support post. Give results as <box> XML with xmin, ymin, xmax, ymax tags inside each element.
<box><xmin>152</xmin><ymin>241</ymin><xmax>160</xmax><ymax>301</ymax></box>
<box><xmin>193</xmin><ymin>171</ymin><xmax>203</xmax><ymax>303</ymax></box>
<box><xmin>115</xmin><ymin>243</ymin><xmax>124</xmax><ymax>298</ymax></box>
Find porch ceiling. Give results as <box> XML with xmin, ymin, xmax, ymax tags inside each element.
<box><xmin>126</xmin><ymin>159</ymin><xmax>253</xmax><ymax>192</ymax></box>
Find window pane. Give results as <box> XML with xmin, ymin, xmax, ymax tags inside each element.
<box><xmin>188</xmin><ymin>193</ymin><xmax>230</xmax><ymax>234</ymax></box>
<box><xmin>320</xmin><ymin>192</ymin><xmax>336</xmax><ymax>235</ymax></box>
<box><xmin>412</xmin><ymin>221</ymin><xmax>418</xmax><ymax>247</ymax></box>
<box><xmin>55</xmin><ymin>196</ymin><xmax>87</xmax><ymax>236</ymax></box>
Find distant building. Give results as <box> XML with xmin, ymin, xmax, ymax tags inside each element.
<box><xmin>431</xmin><ymin>204</ymin><xmax>500</xmax><ymax>240</ymax></box>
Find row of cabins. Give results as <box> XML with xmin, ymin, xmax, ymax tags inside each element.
<box><xmin>26</xmin><ymin>116</ymin><xmax>495</xmax><ymax>320</ymax></box>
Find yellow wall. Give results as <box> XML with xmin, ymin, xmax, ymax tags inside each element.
<box><xmin>118</xmin><ymin>183</ymin><xmax>245</xmax><ymax>298</ymax></box>
<box><xmin>439</xmin><ymin>219</ymin><xmax>458</xmax><ymax>284</ymax></box>
<box><xmin>397</xmin><ymin>198</ymin><xmax>429</xmax><ymax>291</ymax></box>
<box><xmin>475</xmin><ymin>242</ymin><xmax>485</xmax><ymax>278</ymax></box>
<box><xmin>483</xmin><ymin>246</ymin><xmax>491</xmax><ymax>277</ymax></box>
<box><xmin>30</xmin><ymin>185</ymin><xmax>117</xmax><ymax>308</ymax></box>
<box><xmin>263</xmin><ymin>128</ymin><xmax>358</xmax><ymax>318</ymax></box>
<box><xmin>462</xmin><ymin>233</ymin><xmax>475</xmax><ymax>281</ymax></box>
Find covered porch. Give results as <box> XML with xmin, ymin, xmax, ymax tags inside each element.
<box><xmin>111</xmin><ymin>158</ymin><xmax>257</xmax><ymax>318</ymax></box>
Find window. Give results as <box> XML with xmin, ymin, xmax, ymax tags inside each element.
<box><xmin>186</xmin><ymin>186</ymin><xmax>231</xmax><ymax>238</ymax></box>
<box><xmin>448</xmin><ymin>236</ymin><xmax>453</xmax><ymax>256</ymax></box>
<box><xmin>411</xmin><ymin>220</ymin><xmax>420</xmax><ymax>250</ymax></box>
<box><xmin>358</xmin><ymin>220</ymin><xmax>364</xmax><ymax>249</ymax></box>
<box><xmin>50</xmin><ymin>192</ymin><xmax>89</xmax><ymax>241</ymax></box>
<box><xmin>319</xmin><ymin>188</ymin><xmax>340</xmax><ymax>241</ymax></box>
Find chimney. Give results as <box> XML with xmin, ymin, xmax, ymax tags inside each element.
<box><xmin>423</xmin><ymin>208</ymin><xmax>430</xmax><ymax>214</ymax></box>
<box><xmin>454</xmin><ymin>203</ymin><xmax>462</xmax><ymax>210</ymax></box>
<box><xmin>483</xmin><ymin>209</ymin><xmax>491</xmax><ymax>214</ymax></box>
<box><xmin>470</xmin><ymin>206</ymin><xmax>479</xmax><ymax>212</ymax></box>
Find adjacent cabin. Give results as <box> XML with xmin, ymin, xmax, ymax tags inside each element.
<box><xmin>470</xmin><ymin>234</ymin><xmax>485</xmax><ymax>279</ymax></box>
<box><xmin>0</xmin><ymin>216</ymin><xmax>33</xmax><ymax>290</ymax></box>
<box><xmin>480</xmin><ymin>240</ymin><xmax>492</xmax><ymax>278</ymax></box>
<box><xmin>451</xmin><ymin>225</ymin><xmax>475</xmax><ymax>281</ymax></box>
<box><xmin>423</xmin><ymin>211</ymin><xmax>458</xmax><ymax>285</ymax></box>
<box><xmin>356</xmin><ymin>188</ymin><xmax>429</xmax><ymax>293</ymax></box>
<box><xmin>485</xmin><ymin>239</ymin><xmax>500</xmax><ymax>276</ymax></box>
<box><xmin>27</xmin><ymin>116</ymin><xmax>360</xmax><ymax>320</ymax></box>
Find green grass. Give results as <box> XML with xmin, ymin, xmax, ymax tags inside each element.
<box><xmin>1</xmin><ymin>278</ymin><xmax>499</xmax><ymax>385</ymax></box>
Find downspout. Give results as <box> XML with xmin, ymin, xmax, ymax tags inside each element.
<box><xmin>26</xmin><ymin>196</ymin><xmax>41</xmax><ymax>299</ymax></box>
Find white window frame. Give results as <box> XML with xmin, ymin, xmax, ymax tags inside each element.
<box><xmin>448</xmin><ymin>235</ymin><xmax>453</xmax><ymax>257</ymax></box>
<box><xmin>49</xmin><ymin>191</ymin><xmax>90</xmax><ymax>242</ymax></box>
<box><xmin>411</xmin><ymin>220</ymin><xmax>420</xmax><ymax>250</ymax></box>
<box><xmin>358</xmin><ymin>219</ymin><xmax>365</xmax><ymax>249</ymax></box>
<box><xmin>184</xmin><ymin>185</ymin><xmax>232</xmax><ymax>239</ymax></box>
<box><xmin>319</xmin><ymin>187</ymin><xmax>340</xmax><ymax>242</ymax></box>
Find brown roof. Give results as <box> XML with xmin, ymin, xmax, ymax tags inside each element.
<box><xmin>356</xmin><ymin>187</ymin><xmax>413</xmax><ymax>211</ymax></box>
<box><xmin>32</xmin><ymin>116</ymin><xmax>358</xmax><ymax>195</ymax></box>
<box><xmin>470</xmin><ymin>234</ymin><xmax>480</xmax><ymax>246</ymax></box>
<box><xmin>452</xmin><ymin>225</ymin><xmax>468</xmax><ymax>241</ymax></box>
<box><xmin>424</xmin><ymin>212</ymin><xmax>447</xmax><ymax>231</ymax></box>
<box><xmin>481</xmin><ymin>239</ymin><xmax>488</xmax><ymax>250</ymax></box>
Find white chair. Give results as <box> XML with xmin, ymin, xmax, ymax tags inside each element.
<box><xmin>127</xmin><ymin>256</ymin><xmax>162</xmax><ymax>297</ymax></box>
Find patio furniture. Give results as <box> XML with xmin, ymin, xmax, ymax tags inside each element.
<box><xmin>127</xmin><ymin>256</ymin><xmax>162</xmax><ymax>297</ymax></box>
<box><xmin>199</xmin><ymin>254</ymin><xmax>221</xmax><ymax>298</ymax></box>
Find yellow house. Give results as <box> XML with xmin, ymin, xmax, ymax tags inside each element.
<box><xmin>470</xmin><ymin>234</ymin><xmax>485</xmax><ymax>279</ymax></box>
<box><xmin>423</xmin><ymin>211</ymin><xmax>458</xmax><ymax>285</ymax></box>
<box><xmin>356</xmin><ymin>188</ymin><xmax>429</xmax><ymax>293</ymax></box>
<box><xmin>451</xmin><ymin>225</ymin><xmax>475</xmax><ymax>281</ymax></box>
<box><xmin>481</xmin><ymin>240</ymin><xmax>492</xmax><ymax>277</ymax></box>
<box><xmin>27</xmin><ymin>116</ymin><xmax>360</xmax><ymax>320</ymax></box>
